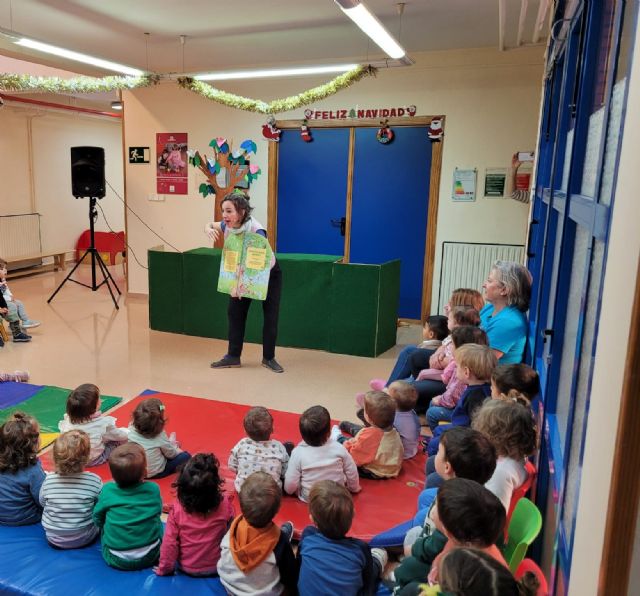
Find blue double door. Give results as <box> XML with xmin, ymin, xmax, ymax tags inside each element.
<box><xmin>276</xmin><ymin>126</ymin><xmax>432</xmax><ymax>319</ymax></box>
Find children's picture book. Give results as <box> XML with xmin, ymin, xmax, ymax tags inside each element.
<box><xmin>218</xmin><ymin>232</ymin><xmax>273</xmax><ymax>300</ymax></box>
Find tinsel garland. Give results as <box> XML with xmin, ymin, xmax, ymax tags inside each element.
<box><xmin>177</xmin><ymin>65</ymin><xmax>375</xmax><ymax>114</ymax></box>
<box><xmin>0</xmin><ymin>73</ymin><xmax>159</xmax><ymax>93</ymax></box>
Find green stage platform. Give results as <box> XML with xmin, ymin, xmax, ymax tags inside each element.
<box><xmin>149</xmin><ymin>247</ymin><xmax>400</xmax><ymax>357</ymax></box>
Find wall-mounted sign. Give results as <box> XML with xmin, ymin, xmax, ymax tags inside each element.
<box><xmin>303</xmin><ymin>105</ymin><xmax>416</xmax><ymax>120</ymax></box>
<box><xmin>484</xmin><ymin>168</ymin><xmax>507</xmax><ymax>198</ymax></box>
<box><xmin>129</xmin><ymin>147</ymin><xmax>150</xmax><ymax>163</ymax></box>
<box><xmin>156</xmin><ymin>133</ymin><xmax>188</xmax><ymax>195</ymax></box>
<box><xmin>452</xmin><ymin>168</ymin><xmax>477</xmax><ymax>202</ymax></box>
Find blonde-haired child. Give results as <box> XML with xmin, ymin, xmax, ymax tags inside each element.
<box><xmin>426</xmin><ymin>343</ymin><xmax>497</xmax><ymax>457</ymax></box>
<box><xmin>40</xmin><ymin>430</ymin><xmax>102</xmax><ymax>548</ymax></box>
<box><xmin>128</xmin><ymin>397</ymin><xmax>191</xmax><ymax>478</ymax></box>
<box><xmin>58</xmin><ymin>383</ymin><xmax>128</xmax><ymax>466</ymax></box>
<box><xmin>0</xmin><ymin>412</ymin><xmax>45</xmax><ymax>525</ymax></box>
<box><xmin>472</xmin><ymin>399</ymin><xmax>538</xmax><ymax>511</ymax></box>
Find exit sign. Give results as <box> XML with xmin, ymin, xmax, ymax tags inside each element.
<box><xmin>129</xmin><ymin>147</ymin><xmax>150</xmax><ymax>163</ymax></box>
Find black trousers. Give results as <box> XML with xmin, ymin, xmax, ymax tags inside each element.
<box><xmin>227</xmin><ymin>262</ymin><xmax>282</xmax><ymax>360</ymax></box>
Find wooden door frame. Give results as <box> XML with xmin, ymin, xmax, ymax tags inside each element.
<box><xmin>598</xmin><ymin>257</ymin><xmax>640</xmax><ymax>595</ymax></box>
<box><xmin>267</xmin><ymin>115</ymin><xmax>444</xmax><ymax>319</ymax></box>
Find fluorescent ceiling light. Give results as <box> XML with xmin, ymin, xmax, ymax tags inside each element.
<box><xmin>194</xmin><ymin>63</ymin><xmax>359</xmax><ymax>81</ymax></box>
<box><xmin>14</xmin><ymin>37</ymin><xmax>144</xmax><ymax>76</ymax></box>
<box><xmin>335</xmin><ymin>0</ymin><xmax>405</xmax><ymax>59</ymax></box>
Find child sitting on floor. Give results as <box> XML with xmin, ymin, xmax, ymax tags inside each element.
<box><xmin>128</xmin><ymin>397</ymin><xmax>191</xmax><ymax>478</ymax></box>
<box><xmin>228</xmin><ymin>406</ymin><xmax>290</xmax><ymax>492</ymax></box>
<box><xmin>352</xmin><ymin>381</ymin><xmax>421</xmax><ymax>460</ymax></box>
<box><xmin>393</xmin><ymin>478</ymin><xmax>507</xmax><ymax>591</ymax></box>
<box><xmin>407</xmin><ymin>547</ymin><xmax>540</xmax><ymax>596</ymax></box>
<box><xmin>424</xmin><ymin>326</ymin><xmax>489</xmax><ymax>431</ymax></box>
<box><xmin>297</xmin><ymin>480</ymin><xmax>388</xmax><ymax>595</ymax></box>
<box><xmin>0</xmin><ymin>412</ymin><xmax>45</xmax><ymax>525</ymax></box>
<box><xmin>339</xmin><ymin>391</ymin><xmax>404</xmax><ymax>479</ymax></box>
<box><xmin>218</xmin><ymin>471</ymin><xmax>297</xmax><ymax>594</ymax></box>
<box><xmin>59</xmin><ymin>383</ymin><xmax>128</xmax><ymax>467</ymax></box>
<box><xmin>285</xmin><ymin>405</ymin><xmax>360</xmax><ymax>502</ymax></box>
<box><xmin>426</xmin><ymin>343</ymin><xmax>496</xmax><ymax>458</ymax></box>
<box><xmin>473</xmin><ymin>399</ymin><xmax>538</xmax><ymax>511</ymax></box>
<box><xmin>491</xmin><ymin>363</ymin><xmax>541</xmax><ymax>403</ymax></box>
<box><xmin>417</xmin><ymin>315</ymin><xmax>449</xmax><ymax>350</ymax></box>
<box><xmin>40</xmin><ymin>430</ymin><xmax>102</xmax><ymax>549</ymax></box>
<box><xmin>155</xmin><ymin>452</ymin><xmax>234</xmax><ymax>576</ymax></box>
<box><xmin>93</xmin><ymin>443</ymin><xmax>163</xmax><ymax>570</ymax></box>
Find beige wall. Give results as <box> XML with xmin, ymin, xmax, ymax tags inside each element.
<box><xmin>123</xmin><ymin>46</ymin><xmax>544</xmax><ymax>296</ymax></box>
<box><xmin>568</xmin><ymin>21</ymin><xmax>640</xmax><ymax>595</ymax></box>
<box><xmin>0</xmin><ymin>106</ymin><xmax>124</xmax><ymax>257</ymax></box>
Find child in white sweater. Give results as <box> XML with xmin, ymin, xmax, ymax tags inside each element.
<box><xmin>284</xmin><ymin>405</ymin><xmax>360</xmax><ymax>502</ymax></box>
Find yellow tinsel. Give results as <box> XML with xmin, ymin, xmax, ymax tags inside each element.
<box><xmin>177</xmin><ymin>65</ymin><xmax>375</xmax><ymax>114</ymax></box>
<box><xmin>0</xmin><ymin>73</ymin><xmax>159</xmax><ymax>94</ymax></box>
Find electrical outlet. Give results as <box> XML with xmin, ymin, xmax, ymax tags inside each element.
<box><xmin>148</xmin><ymin>194</ymin><xmax>165</xmax><ymax>202</ymax></box>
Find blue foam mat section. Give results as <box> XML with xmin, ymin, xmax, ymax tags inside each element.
<box><xmin>0</xmin><ymin>383</ymin><xmax>45</xmax><ymax>409</ymax></box>
<box><xmin>0</xmin><ymin>524</ymin><xmax>225</xmax><ymax>595</ymax></box>
<box><xmin>369</xmin><ymin>519</ymin><xmax>415</xmax><ymax>548</ymax></box>
<box><xmin>140</xmin><ymin>389</ymin><xmax>160</xmax><ymax>396</ymax></box>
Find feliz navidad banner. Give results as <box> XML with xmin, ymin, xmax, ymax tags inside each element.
<box><xmin>303</xmin><ymin>105</ymin><xmax>417</xmax><ymax>120</ymax></box>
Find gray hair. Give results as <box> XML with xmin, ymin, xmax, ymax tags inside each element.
<box><xmin>491</xmin><ymin>261</ymin><xmax>532</xmax><ymax>312</ymax></box>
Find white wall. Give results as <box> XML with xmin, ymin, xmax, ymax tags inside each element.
<box><xmin>0</xmin><ymin>107</ymin><xmax>124</xmax><ymax>257</ymax></box>
<box><xmin>122</xmin><ymin>46</ymin><xmax>544</xmax><ymax>296</ymax></box>
<box><xmin>568</xmin><ymin>19</ymin><xmax>640</xmax><ymax>595</ymax></box>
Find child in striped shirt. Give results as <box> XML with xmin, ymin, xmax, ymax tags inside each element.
<box><xmin>40</xmin><ymin>430</ymin><xmax>102</xmax><ymax>548</ymax></box>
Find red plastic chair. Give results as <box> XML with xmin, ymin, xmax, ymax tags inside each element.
<box><xmin>505</xmin><ymin>460</ymin><xmax>537</xmax><ymax>540</ymax></box>
<box><xmin>515</xmin><ymin>558</ymin><xmax>549</xmax><ymax>596</ymax></box>
<box><xmin>75</xmin><ymin>230</ymin><xmax>126</xmax><ymax>266</ymax></box>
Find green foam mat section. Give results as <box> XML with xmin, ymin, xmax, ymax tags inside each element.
<box><xmin>0</xmin><ymin>387</ymin><xmax>122</xmax><ymax>433</ymax></box>
<box><xmin>148</xmin><ymin>248</ymin><xmax>183</xmax><ymax>333</ymax></box>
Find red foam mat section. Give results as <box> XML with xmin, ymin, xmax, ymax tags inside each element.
<box><xmin>41</xmin><ymin>392</ymin><xmax>425</xmax><ymax>542</ymax></box>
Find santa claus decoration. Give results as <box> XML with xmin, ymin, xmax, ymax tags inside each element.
<box><xmin>262</xmin><ymin>116</ymin><xmax>282</xmax><ymax>142</ymax></box>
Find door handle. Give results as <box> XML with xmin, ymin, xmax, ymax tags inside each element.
<box><xmin>330</xmin><ymin>217</ymin><xmax>346</xmax><ymax>236</ymax></box>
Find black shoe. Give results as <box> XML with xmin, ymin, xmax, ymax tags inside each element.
<box><xmin>262</xmin><ymin>358</ymin><xmax>284</xmax><ymax>373</ymax></box>
<box><xmin>281</xmin><ymin>522</ymin><xmax>294</xmax><ymax>542</ymax></box>
<box><xmin>339</xmin><ymin>421</ymin><xmax>363</xmax><ymax>436</ymax></box>
<box><xmin>12</xmin><ymin>332</ymin><xmax>32</xmax><ymax>343</ymax></box>
<box><xmin>283</xmin><ymin>441</ymin><xmax>295</xmax><ymax>456</ymax></box>
<box><xmin>210</xmin><ymin>355</ymin><xmax>241</xmax><ymax>369</ymax></box>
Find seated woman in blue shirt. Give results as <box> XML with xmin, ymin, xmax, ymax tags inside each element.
<box><xmin>480</xmin><ymin>260</ymin><xmax>532</xmax><ymax>365</ymax></box>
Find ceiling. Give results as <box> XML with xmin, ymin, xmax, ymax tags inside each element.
<box><xmin>0</xmin><ymin>0</ymin><xmax>550</xmax><ymax>76</ymax></box>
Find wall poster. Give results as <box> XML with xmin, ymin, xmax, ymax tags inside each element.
<box><xmin>157</xmin><ymin>133</ymin><xmax>188</xmax><ymax>194</ymax></box>
<box><xmin>452</xmin><ymin>168</ymin><xmax>477</xmax><ymax>202</ymax></box>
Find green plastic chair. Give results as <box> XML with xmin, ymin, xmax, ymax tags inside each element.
<box><xmin>503</xmin><ymin>497</ymin><xmax>543</xmax><ymax>573</ymax></box>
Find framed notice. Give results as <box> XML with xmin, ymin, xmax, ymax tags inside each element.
<box><xmin>484</xmin><ymin>168</ymin><xmax>507</xmax><ymax>198</ymax></box>
<box><xmin>156</xmin><ymin>132</ymin><xmax>188</xmax><ymax>194</ymax></box>
<box><xmin>452</xmin><ymin>168</ymin><xmax>477</xmax><ymax>202</ymax></box>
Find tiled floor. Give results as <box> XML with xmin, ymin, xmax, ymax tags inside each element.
<box><xmin>1</xmin><ymin>266</ymin><xmax>420</xmax><ymax>421</ymax></box>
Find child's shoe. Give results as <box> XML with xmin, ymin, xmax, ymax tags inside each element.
<box><xmin>281</xmin><ymin>522</ymin><xmax>294</xmax><ymax>542</ymax></box>
<box><xmin>371</xmin><ymin>547</ymin><xmax>389</xmax><ymax>577</ymax></box>
<box><xmin>0</xmin><ymin>371</ymin><xmax>29</xmax><ymax>382</ymax></box>
<box><xmin>330</xmin><ymin>425</ymin><xmax>342</xmax><ymax>442</ymax></box>
<box><xmin>21</xmin><ymin>320</ymin><xmax>41</xmax><ymax>329</ymax></box>
<box><xmin>12</xmin><ymin>332</ymin><xmax>31</xmax><ymax>342</ymax></box>
<box><xmin>369</xmin><ymin>378</ymin><xmax>386</xmax><ymax>392</ymax></box>
<box><xmin>339</xmin><ymin>421</ymin><xmax>363</xmax><ymax>437</ymax></box>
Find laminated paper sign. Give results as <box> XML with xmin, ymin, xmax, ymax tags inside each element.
<box><xmin>218</xmin><ymin>232</ymin><xmax>273</xmax><ymax>300</ymax></box>
<box><xmin>157</xmin><ymin>132</ymin><xmax>188</xmax><ymax>194</ymax></box>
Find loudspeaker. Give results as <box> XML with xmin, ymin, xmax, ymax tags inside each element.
<box><xmin>71</xmin><ymin>146</ymin><xmax>105</xmax><ymax>198</ymax></box>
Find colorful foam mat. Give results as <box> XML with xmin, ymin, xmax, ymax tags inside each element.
<box><xmin>0</xmin><ymin>383</ymin><xmax>122</xmax><ymax>449</ymax></box>
<box><xmin>42</xmin><ymin>390</ymin><xmax>426</xmax><ymax>543</ymax></box>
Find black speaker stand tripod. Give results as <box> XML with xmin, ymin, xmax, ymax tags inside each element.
<box><xmin>48</xmin><ymin>197</ymin><xmax>121</xmax><ymax>309</ymax></box>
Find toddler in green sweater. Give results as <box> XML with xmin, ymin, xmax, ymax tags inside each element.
<box><xmin>93</xmin><ymin>443</ymin><xmax>163</xmax><ymax>570</ymax></box>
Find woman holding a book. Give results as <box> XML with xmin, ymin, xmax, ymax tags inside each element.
<box><xmin>204</xmin><ymin>192</ymin><xmax>284</xmax><ymax>373</ymax></box>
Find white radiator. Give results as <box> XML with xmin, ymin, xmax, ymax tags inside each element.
<box><xmin>0</xmin><ymin>214</ymin><xmax>42</xmax><ymax>268</ymax></box>
<box><xmin>437</xmin><ymin>242</ymin><xmax>525</xmax><ymax>312</ymax></box>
